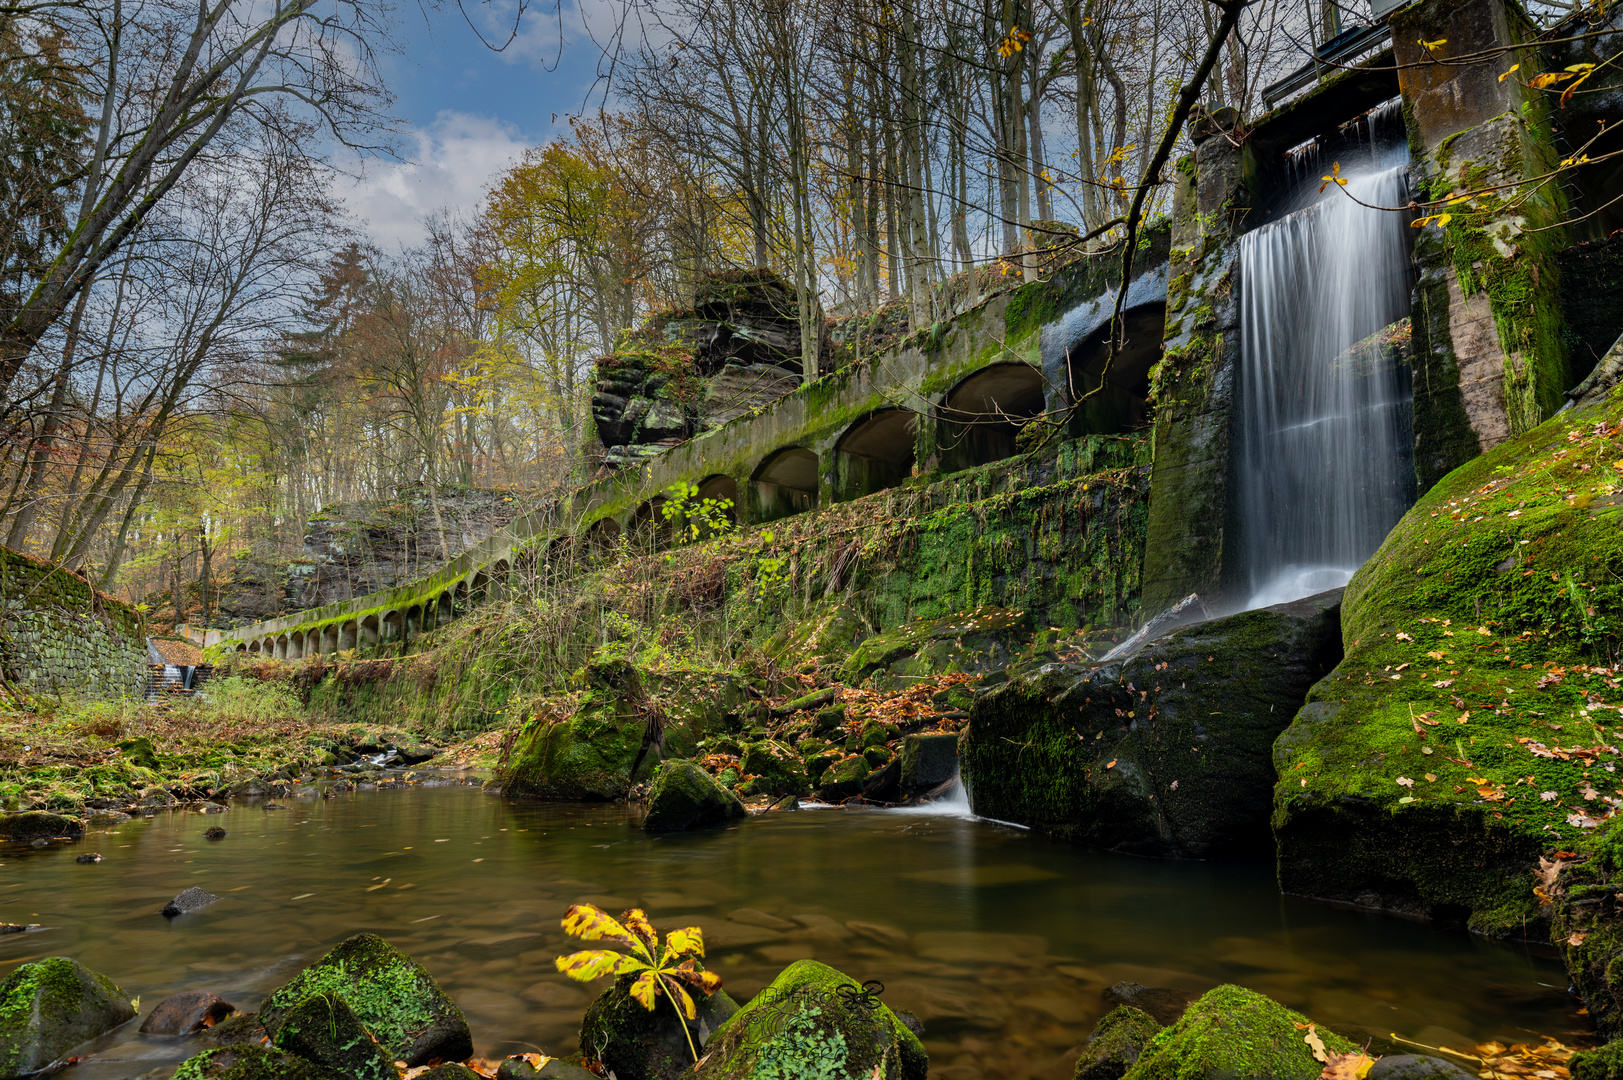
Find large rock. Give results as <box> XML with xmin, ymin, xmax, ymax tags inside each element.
<box><xmin>260</xmin><ymin>933</ymin><xmax>471</xmax><ymax>1067</ymax></box>
<box><xmin>1273</xmin><ymin>389</ymin><xmax>1623</xmax><ymax>935</ymax></box>
<box><xmin>839</xmin><ymin>609</ymin><xmax>1031</xmax><ymax>687</ymax></box>
<box><xmin>0</xmin><ymin>957</ymin><xmax>136</xmax><ymax>1076</ymax></box>
<box><xmin>162</xmin><ymin>887</ymin><xmax>221</xmax><ymax>917</ymax></box>
<box><xmin>642</xmin><ymin>761</ymin><xmax>746</xmax><ymax>831</ymax></box>
<box><xmin>960</xmin><ymin>589</ymin><xmax>1342</xmax><ymax>857</ymax></box>
<box><xmin>270</xmin><ymin>994</ymin><xmax>396</xmax><ymax>1080</ymax></box>
<box><xmin>499</xmin><ymin>660</ymin><xmax>745</xmax><ymax>800</ymax></box>
<box><xmin>1124</xmin><ymin>985</ymin><xmax>1353</xmax><ymax>1080</ymax></box>
<box><xmin>0</xmin><ymin>813</ymin><xmax>82</xmax><ymax>842</ymax></box>
<box><xmin>686</xmin><ymin>960</ymin><xmax>926</xmax><ymax>1080</ymax></box>
<box><xmin>579</xmin><ymin>972</ymin><xmax>737</xmax><ymax>1080</ymax></box>
<box><xmin>899</xmin><ymin>733</ymin><xmax>958</xmax><ymax>790</ymax></box>
<box><xmin>1074</xmin><ymin>1006</ymin><xmax>1162</xmax><ymax>1080</ymax></box>
<box><xmin>140</xmin><ymin>990</ymin><xmax>234</xmax><ymax>1035</ymax></box>
<box><xmin>169</xmin><ymin>1045</ymin><xmax>344</xmax><ymax>1080</ymax></box>
<box><xmin>738</xmin><ymin>740</ymin><xmax>809</xmax><ymax>797</ymax></box>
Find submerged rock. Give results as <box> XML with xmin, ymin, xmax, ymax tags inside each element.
<box><xmin>1273</xmin><ymin>389</ymin><xmax>1623</xmax><ymax>934</ymax></box>
<box><xmin>642</xmin><ymin>761</ymin><xmax>746</xmax><ymax>831</ymax></box>
<box><xmin>0</xmin><ymin>812</ymin><xmax>82</xmax><ymax>843</ymax></box>
<box><xmin>1073</xmin><ymin>1006</ymin><xmax>1162</xmax><ymax>1080</ymax></box>
<box><xmin>260</xmin><ymin>933</ymin><xmax>472</xmax><ymax>1066</ymax></box>
<box><xmin>140</xmin><ymin>990</ymin><xmax>235</xmax><ymax>1035</ymax></box>
<box><xmin>496</xmin><ymin>1055</ymin><xmax>600</xmax><ymax>1080</ymax></box>
<box><xmin>1123</xmin><ymin>985</ymin><xmax>1352</xmax><ymax>1080</ymax></box>
<box><xmin>168</xmin><ymin>1045</ymin><xmax>344</xmax><ymax>1080</ymax></box>
<box><xmin>162</xmin><ymin>887</ymin><xmax>221</xmax><ymax>917</ymax></box>
<box><xmin>1102</xmin><ymin>983</ymin><xmax>1192</xmax><ymax>1027</ymax></box>
<box><xmin>1369</xmin><ymin>1055</ymin><xmax>1478</xmax><ymax>1080</ymax></box>
<box><xmin>579</xmin><ymin>972</ymin><xmax>737</xmax><ymax>1080</ymax></box>
<box><xmin>961</xmin><ymin>589</ymin><xmax>1342</xmax><ymax>857</ymax></box>
<box><xmin>75</xmin><ymin>853</ymin><xmax>102</xmax><ymax>863</ymax></box>
<box><xmin>686</xmin><ymin>960</ymin><xmax>926</xmax><ymax>1080</ymax></box>
<box><xmin>0</xmin><ymin>957</ymin><xmax>137</xmax><ymax>1077</ymax></box>
<box><xmin>271</xmin><ymin>994</ymin><xmax>396</xmax><ymax>1080</ymax></box>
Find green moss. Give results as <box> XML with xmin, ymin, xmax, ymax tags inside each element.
<box><xmin>171</xmin><ymin>1046</ymin><xmax>343</xmax><ymax>1080</ymax></box>
<box><xmin>1075</xmin><ymin>1006</ymin><xmax>1162</xmax><ymax>1080</ymax></box>
<box><xmin>1274</xmin><ymin>386</ymin><xmax>1623</xmax><ymax>934</ymax></box>
<box><xmin>1125</xmin><ymin>985</ymin><xmax>1352</xmax><ymax>1080</ymax></box>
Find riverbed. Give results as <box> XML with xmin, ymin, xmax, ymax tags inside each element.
<box><xmin>5</xmin><ymin>783</ymin><xmax>1584</xmax><ymax>1080</ymax></box>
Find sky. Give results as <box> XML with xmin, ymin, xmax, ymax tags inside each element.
<box><xmin>339</xmin><ymin>0</ymin><xmax>624</xmax><ymax>248</ymax></box>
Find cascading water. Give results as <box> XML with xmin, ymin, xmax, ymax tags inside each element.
<box><xmin>1236</xmin><ymin>146</ymin><xmax>1417</xmax><ymax>610</ymax></box>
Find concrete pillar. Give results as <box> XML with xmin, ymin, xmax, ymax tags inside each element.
<box><xmin>1393</xmin><ymin>0</ymin><xmax>1571</xmax><ymax>491</ymax></box>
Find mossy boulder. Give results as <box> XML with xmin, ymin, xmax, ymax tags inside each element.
<box><xmin>1124</xmin><ymin>985</ymin><xmax>1353</xmax><ymax>1080</ymax></box>
<box><xmin>899</xmin><ymin>733</ymin><xmax>958</xmax><ymax>789</ymax></box>
<box><xmin>1074</xmin><ymin>1006</ymin><xmax>1161</xmax><ymax>1080</ymax></box>
<box><xmin>1549</xmin><ymin>820</ymin><xmax>1623</xmax><ymax>1035</ymax></box>
<box><xmin>260</xmin><ymin>933</ymin><xmax>471</xmax><ymax>1066</ymax></box>
<box><xmin>0</xmin><ymin>957</ymin><xmax>136</xmax><ymax>1077</ymax></box>
<box><xmin>499</xmin><ymin>661</ymin><xmax>746</xmax><ymax>800</ymax></box>
<box><xmin>579</xmin><ymin>972</ymin><xmax>737</xmax><ymax>1080</ymax></box>
<box><xmin>1570</xmin><ymin>1040</ymin><xmax>1623</xmax><ymax>1080</ymax></box>
<box><xmin>496</xmin><ymin>1055</ymin><xmax>600</xmax><ymax>1080</ymax></box>
<box><xmin>1273</xmin><ymin>389</ymin><xmax>1623</xmax><ymax>935</ymax></box>
<box><xmin>270</xmin><ymin>993</ymin><xmax>396</xmax><ymax>1080</ymax></box>
<box><xmin>170</xmin><ymin>1046</ymin><xmax>345</xmax><ymax>1080</ymax></box>
<box><xmin>961</xmin><ymin>589</ymin><xmax>1342</xmax><ymax>857</ymax></box>
<box><xmin>816</xmin><ymin>755</ymin><xmax>872</xmax><ymax>802</ymax></box>
<box><xmin>0</xmin><ymin>812</ymin><xmax>82</xmax><ymax>842</ymax></box>
<box><xmin>643</xmin><ymin>761</ymin><xmax>746</xmax><ymax>831</ymax></box>
<box><xmin>686</xmin><ymin>960</ymin><xmax>926</xmax><ymax>1080</ymax></box>
<box><xmin>739</xmin><ymin>740</ymin><xmax>809</xmax><ymax>797</ymax></box>
<box><xmin>839</xmin><ymin>608</ymin><xmax>1031</xmax><ymax>687</ymax></box>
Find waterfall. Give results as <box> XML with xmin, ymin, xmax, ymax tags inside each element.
<box><xmin>1236</xmin><ymin>162</ymin><xmax>1417</xmax><ymax>609</ymax></box>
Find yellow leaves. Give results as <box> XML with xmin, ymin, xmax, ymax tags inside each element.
<box><xmin>1105</xmin><ymin>759</ymin><xmax>1117</xmax><ymax>769</ymax></box>
<box><xmin>1530</xmin><ymin>71</ymin><xmax>1575</xmax><ymax>90</ymax></box>
<box><xmin>622</xmin><ymin>908</ymin><xmax>658</xmax><ymax>950</ymax></box>
<box><xmin>1426</xmin><ymin>650</ymin><xmax>1446</xmax><ymax>660</ymax></box>
<box><xmin>666</xmin><ymin>927</ymin><xmax>706</xmax><ymax>959</ymax></box>
<box><xmin>1412</xmin><ymin>213</ymin><xmax>1453</xmax><ymax>229</ymax></box>
<box><xmin>1300</xmin><ymin>1023</ymin><xmax>1329</xmax><ymax>1063</ymax></box>
<box><xmin>1418</xmin><ymin>37</ymin><xmax>1448</xmax><ymax>51</ymax></box>
<box><xmin>1323</xmin><ymin>1051</ymin><xmax>1378</xmax><ymax>1080</ymax></box>
<box><xmin>1319</xmin><ymin>162</ymin><xmax>1349</xmax><ymax>194</ymax></box>
<box><xmin>561</xmin><ymin>904</ymin><xmax>639</xmax><ymax>950</ymax></box>
<box><xmin>997</xmin><ymin>25</ymin><xmax>1034</xmax><ymax>58</ymax></box>
<box><xmin>629</xmin><ymin>970</ymin><xmax>660</xmax><ymax>1010</ymax></box>
<box><xmin>1499</xmin><ymin>63</ymin><xmax>1520</xmax><ymax>82</ymax></box>
<box><xmin>555</xmin><ymin>949</ymin><xmax>639</xmax><ymax>982</ymax></box>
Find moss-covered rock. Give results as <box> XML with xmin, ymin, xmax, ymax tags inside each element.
<box><xmin>579</xmin><ymin>972</ymin><xmax>737</xmax><ymax>1080</ymax></box>
<box><xmin>260</xmin><ymin>933</ymin><xmax>471</xmax><ymax>1067</ymax></box>
<box><xmin>816</xmin><ymin>755</ymin><xmax>872</xmax><ymax>802</ymax></box>
<box><xmin>1570</xmin><ymin>1040</ymin><xmax>1623</xmax><ymax>1080</ymax></box>
<box><xmin>0</xmin><ymin>956</ymin><xmax>136</xmax><ymax>1077</ymax></box>
<box><xmin>686</xmin><ymin>960</ymin><xmax>926</xmax><ymax>1080</ymax></box>
<box><xmin>499</xmin><ymin>661</ymin><xmax>745</xmax><ymax>800</ymax></box>
<box><xmin>961</xmin><ymin>589</ymin><xmax>1342</xmax><ymax>857</ymax></box>
<box><xmin>0</xmin><ymin>812</ymin><xmax>82</xmax><ymax>842</ymax></box>
<box><xmin>1123</xmin><ymin>985</ymin><xmax>1353</xmax><ymax>1080</ymax></box>
<box><xmin>839</xmin><ymin>608</ymin><xmax>1031</xmax><ymax>687</ymax></box>
<box><xmin>1549</xmin><ymin>820</ymin><xmax>1623</xmax><ymax>1036</ymax></box>
<box><xmin>1273</xmin><ymin>389</ymin><xmax>1623</xmax><ymax>935</ymax></box>
<box><xmin>1074</xmin><ymin>1006</ymin><xmax>1162</xmax><ymax>1080</ymax></box>
<box><xmin>643</xmin><ymin>761</ymin><xmax>746</xmax><ymax>831</ymax></box>
<box><xmin>899</xmin><ymin>733</ymin><xmax>958</xmax><ymax>789</ymax></box>
<box><xmin>270</xmin><ymin>993</ymin><xmax>396</xmax><ymax>1080</ymax></box>
<box><xmin>170</xmin><ymin>1045</ymin><xmax>345</xmax><ymax>1080</ymax></box>
<box><xmin>411</xmin><ymin>1066</ymin><xmax>484</xmax><ymax>1080</ymax></box>
<box><xmin>738</xmin><ymin>741</ymin><xmax>809</xmax><ymax>797</ymax></box>
<box><xmin>495</xmin><ymin>1054</ymin><xmax>601</xmax><ymax>1080</ymax></box>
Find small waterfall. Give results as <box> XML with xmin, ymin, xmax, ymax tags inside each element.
<box><xmin>1236</xmin><ymin>163</ymin><xmax>1417</xmax><ymax>609</ymax></box>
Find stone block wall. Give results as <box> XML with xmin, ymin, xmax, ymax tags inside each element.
<box><xmin>0</xmin><ymin>547</ymin><xmax>145</xmax><ymax>700</ymax></box>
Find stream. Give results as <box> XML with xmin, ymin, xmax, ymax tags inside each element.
<box><xmin>5</xmin><ymin>783</ymin><xmax>1584</xmax><ymax>1080</ymax></box>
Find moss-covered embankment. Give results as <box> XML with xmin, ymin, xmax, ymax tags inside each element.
<box><xmin>1273</xmin><ymin>387</ymin><xmax>1623</xmax><ymax>935</ymax></box>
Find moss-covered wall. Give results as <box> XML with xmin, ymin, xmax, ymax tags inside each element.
<box><xmin>0</xmin><ymin>547</ymin><xmax>145</xmax><ymax>699</ymax></box>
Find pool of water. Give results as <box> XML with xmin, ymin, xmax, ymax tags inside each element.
<box><xmin>4</xmin><ymin>783</ymin><xmax>1585</xmax><ymax>1080</ymax></box>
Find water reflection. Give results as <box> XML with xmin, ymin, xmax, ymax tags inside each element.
<box><xmin>1</xmin><ymin>785</ymin><xmax>1581</xmax><ymax>1080</ymax></box>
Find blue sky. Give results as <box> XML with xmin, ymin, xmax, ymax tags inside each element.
<box><xmin>340</xmin><ymin>0</ymin><xmax>618</xmax><ymax>247</ymax></box>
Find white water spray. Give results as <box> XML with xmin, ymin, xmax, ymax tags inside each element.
<box><xmin>1236</xmin><ymin>163</ymin><xmax>1417</xmax><ymax>609</ymax></box>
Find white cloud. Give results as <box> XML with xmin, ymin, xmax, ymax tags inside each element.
<box><xmin>339</xmin><ymin>111</ymin><xmax>530</xmax><ymax>248</ymax></box>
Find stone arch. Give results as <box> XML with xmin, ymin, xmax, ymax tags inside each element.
<box><xmin>689</xmin><ymin>475</ymin><xmax>740</xmax><ymax>537</ymax></box>
<box><xmin>752</xmin><ymin>447</ymin><xmax>819</xmax><ymax>522</ymax></box>
<box><xmin>471</xmin><ymin>569</ymin><xmax>490</xmax><ymax>603</ymax></box>
<box><xmin>585</xmin><ymin>518</ymin><xmax>622</xmax><ymax>555</ymax></box>
<box><xmin>288</xmin><ymin>631</ymin><xmax>306</xmax><ymax>661</ymax></box>
<box><xmin>629</xmin><ymin>496</ymin><xmax>673</xmax><ymax>548</ymax></box>
<box><xmin>383</xmin><ymin>609</ymin><xmax>404</xmax><ymax>643</ymax></box>
<box><xmin>360</xmin><ymin>614</ymin><xmax>380</xmax><ymax>648</ymax></box>
<box><xmin>936</xmin><ymin>362</ymin><xmax>1047</xmax><ymax>471</ymax></box>
<box><xmin>275</xmin><ymin>634</ymin><xmax>291</xmax><ymax>660</ymax></box>
<box><xmin>404</xmin><ymin>605</ymin><xmax>422</xmax><ymax>639</ymax></box>
<box><xmin>437</xmin><ymin>591</ymin><xmax>455</xmax><ymax>627</ymax></box>
<box><xmin>340</xmin><ymin>620</ymin><xmax>359</xmax><ymax>650</ymax></box>
<box><xmin>1060</xmin><ymin>302</ymin><xmax>1167</xmax><ymax>434</ymax></box>
<box><xmin>246</xmin><ymin>641</ymin><xmax>258</xmax><ymax>654</ymax></box>
<box><xmin>454</xmin><ymin>579</ymin><xmax>470</xmax><ymax>612</ymax></box>
<box><xmin>834</xmin><ymin>409</ymin><xmax>916</xmax><ymax>501</ymax></box>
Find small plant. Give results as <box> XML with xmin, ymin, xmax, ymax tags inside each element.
<box><xmin>555</xmin><ymin>905</ymin><xmax>722</xmax><ymax>1062</ymax></box>
<box><xmin>660</xmin><ymin>482</ymin><xmax>736</xmax><ymax>545</ymax></box>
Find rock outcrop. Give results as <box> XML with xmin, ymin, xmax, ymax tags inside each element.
<box><xmin>961</xmin><ymin>589</ymin><xmax>1342</xmax><ymax>857</ymax></box>
<box><xmin>0</xmin><ymin>958</ymin><xmax>137</xmax><ymax>1077</ymax></box>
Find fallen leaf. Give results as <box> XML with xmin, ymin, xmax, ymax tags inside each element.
<box><xmin>1569</xmin><ymin>932</ymin><xmax>1589</xmax><ymax>946</ymax></box>
<box><xmin>1303</xmin><ymin>1023</ymin><xmax>1329</xmax><ymax>1064</ymax></box>
<box><xmin>1322</xmin><ymin>1050</ymin><xmax>1379</xmax><ymax>1080</ymax></box>
<box><xmin>1106</xmin><ymin>759</ymin><xmax>1117</xmax><ymax>769</ymax></box>
<box><xmin>1396</xmin><ymin>776</ymin><xmax>1416</xmax><ymax>788</ymax></box>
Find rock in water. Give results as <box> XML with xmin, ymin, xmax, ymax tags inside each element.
<box><xmin>1102</xmin><ymin>983</ymin><xmax>1192</xmax><ymax>1026</ymax></box>
<box><xmin>162</xmin><ymin>887</ymin><xmax>221</xmax><ymax>918</ymax></box>
<box><xmin>203</xmin><ymin>827</ymin><xmax>227</xmax><ymax>840</ymax></box>
<box><xmin>685</xmin><ymin>960</ymin><xmax>926</xmax><ymax>1080</ymax></box>
<box><xmin>140</xmin><ymin>990</ymin><xmax>235</xmax><ymax>1035</ymax></box>
<box><xmin>1073</xmin><ymin>1006</ymin><xmax>1161</xmax><ymax>1080</ymax></box>
<box><xmin>167</xmin><ymin>1045</ymin><xmax>344</xmax><ymax>1080</ymax></box>
<box><xmin>580</xmin><ymin>973</ymin><xmax>738</xmax><ymax>1080</ymax></box>
<box><xmin>0</xmin><ymin>813</ymin><xmax>82</xmax><ymax>843</ymax></box>
<box><xmin>737</xmin><ymin>741</ymin><xmax>809</xmax><ymax>797</ymax></box>
<box><xmin>961</xmin><ymin>589</ymin><xmax>1342</xmax><ymax>858</ymax></box>
<box><xmin>496</xmin><ymin>1057</ymin><xmax>600</xmax><ymax>1080</ymax></box>
<box><xmin>75</xmin><ymin>853</ymin><xmax>102</xmax><ymax>864</ymax></box>
<box><xmin>0</xmin><ymin>957</ymin><xmax>137</xmax><ymax>1076</ymax></box>
<box><xmin>1368</xmin><ymin>1056</ymin><xmax>1478</xmax><ymax>1080</ymax></box>
<box><xmin>899</xmin><ymin>733</ymin><xmax>958</xmax><ymax>791</ymax></box>
<box><xmin>1124</xmin><ymin>985</ymin><xmax>1352</xmax><ymax>1080</ymax></box>
<box><xmin>271</xmin><ymin>994</ymin><xmax>396</xmax><ymax>1080</ymax></box>
<box><xmin>259</xmin><ymin>933</ymin><xmax>471</xmax><ymax>1066</ymax></box>
<box><xmin>410</xmin><ymin>1067</ymin><xmax>483</xmax><ymax>1080</ymax></box>
<box><xmin>642</xmin><ymin>761</ymin><xmax>746</xmax><ymax>832</ymax></box>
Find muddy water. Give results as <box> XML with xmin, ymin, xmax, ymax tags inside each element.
<box><xmin>3</xmin><ymin>784</ymin><xmax>1582</xmax><ymax>1080</ymax></box>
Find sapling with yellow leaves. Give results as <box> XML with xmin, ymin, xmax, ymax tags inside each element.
<box><xmin>554</xmin><ymin>905</ymin><xmax>723</xmax><ymax>1061</ymax></box>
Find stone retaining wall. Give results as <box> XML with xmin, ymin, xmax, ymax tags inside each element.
<box><xmin>0</xmin><ymin>547</ymin><xmax>145</xmax><ymax>700</ymax></box>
